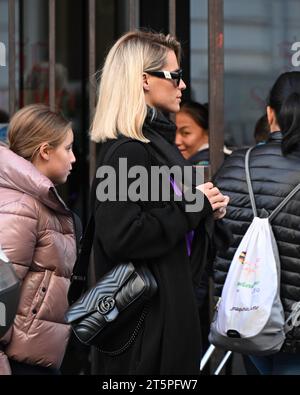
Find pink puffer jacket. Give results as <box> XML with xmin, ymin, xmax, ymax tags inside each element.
<box><xmin>0</xmin><ymin>146</ymin><xmax>76</xmax><ymax>374</ymax></box>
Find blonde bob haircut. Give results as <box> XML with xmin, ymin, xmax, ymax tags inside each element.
<box><xmin>8</xmin><ymin>104</ymin><xmax>71</xmax><ymax>162</ymax></box>
<box><xmin>90</xmin><ymin>30</ymin><xmax>181</xmax><ymax>143</ymax></box>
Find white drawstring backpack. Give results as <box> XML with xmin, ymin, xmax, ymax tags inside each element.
<box><xmin>209</xmin><ymin>147</ymin><xmax>300</xmax><ymax>356</ymax></box>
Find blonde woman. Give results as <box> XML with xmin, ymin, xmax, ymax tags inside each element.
<box><xmin>0</xmin><ymin>104</ymin><xmax>77</xmax><ymax>375</ymax></box>
<box><xmin>90</xmin><ymin>30</ymin><xmax>229</xmax><ymax>374</ymax></box>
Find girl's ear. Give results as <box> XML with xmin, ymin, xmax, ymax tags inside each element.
<box><xmin>38</xmin><ymin>143</ymin><xmax>51</xmax><ymax>161</ymax></box>
<box><xmin>143</xmin><ymin>73</ymin><xmax>150</xmax><ymax>92</ymax></box>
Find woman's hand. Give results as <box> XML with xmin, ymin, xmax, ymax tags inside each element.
<box><xmin>196</xmin><ymin>182</ymin><xmax>230</xmax><ymax>219</ymax></box>
<box><xmin>213</xmin><ymin>195</ymin><xmax>230</xmax><ymax>219</ymax></box>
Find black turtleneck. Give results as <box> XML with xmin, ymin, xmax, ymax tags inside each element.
<box><xmin>144</xmin><ymin>107</ymin><xmax>176</xmax><ymax>144</ymax></box>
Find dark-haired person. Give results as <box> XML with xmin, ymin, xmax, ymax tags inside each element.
<box><xmin>213</xmin><ymin>71</ymin><xmax>300</xmax><ymax>375</ymax></box>
<box><xmin>175</xmin><ymin>101</ymin><xmax>231</xmax><ymax>166</ymax></box>
<box><xmin>175</xmin><ymin>101</ymin><xmax>231</xmax><ymax>362</ymax></box>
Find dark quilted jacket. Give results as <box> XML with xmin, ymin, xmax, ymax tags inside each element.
<box><xmin>214</xmin><ymin>132</ymin><xmax>300</xmax><ymax>353</ymax></box>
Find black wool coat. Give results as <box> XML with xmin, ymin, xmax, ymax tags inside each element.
<box><xmin>214</xmin><ymin>132</ymin><xmax>300</xmax><ymax>353</ymax></box>
<box><xmin>90</xmin><ymin>115</ymin><xmax>216</xmax><ymax>374</ymax></box>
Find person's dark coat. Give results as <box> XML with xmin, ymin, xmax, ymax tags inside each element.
<box><xmin>189</xmin><ymin>148</ymin><xmax>210</xmax><ymax>166</ymax></box>
<box><xmin>189</xmin><ymin>147</ymin><xmax>231</xmax><ymax>167</ymax></box>
<box><xmin>90</xmin><ymin>111</ymin><xmax>217</xmax><ymax>374</ymax></box>
<box><xmin>214</xmin><ymin>131</ymin><xmax>300</xmax><ymax>353</ymax></box>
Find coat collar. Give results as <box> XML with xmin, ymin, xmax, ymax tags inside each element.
<box><xmin>0</xmin><ymin>146</ymin><xmax>69</xmax><ymax>214</ymax></box>
<box><xmin>268</xmin><ymin>131</ymin><xmax>282</xmax><ymax>143</ymax></box>
<box><xmin>145</xmin><ymin>107</ymin><xmax>176</xmax><ymax>144</ymax></box>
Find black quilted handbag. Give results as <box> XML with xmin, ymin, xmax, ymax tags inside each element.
<box><xmin>65</xmin><ymin>259</ymin><xmax>157</xmax><ymax>354</ymax></box>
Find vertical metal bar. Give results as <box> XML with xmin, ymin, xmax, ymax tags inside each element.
<box><xmin>49</xmin><ymin>0</ymin><xmax>56</xmax><ymax>110</ymax></box>
<box><xmin>9</xmin><ymin>0</ymin><xmax>16</xmax><ymax>116</ymax></box>
<box><xmin>208</xmin><ymin>0</ymin><xmax>224</xmax><ymax>176</ymax></box>
<box><xmin>19</xmin><ymin>0</ymin><xmax>24</xmax><ymax>108</ymax></box>
<box><xmin>129</xmin><ymin>0</ymin><xmax>138</xmax><ymax>30</ymax></box>
<box><xmin>168</xmin><ymin>0</ymin><xmax>176</xmax><ymax>125</ymax></box>
<box><xmin>88</xmin><ymin>0</ymin><xmax>97</xmax><ymax>375</ymax></box>
<box><xmin>89</xmin><ymin>0</ymin><xmax>96</xmax><ymax>186</ymax></box>
<box><xmin>168</xmin><ymin>0</ymin><xmax>176</xmax><ymax>36</ymax></box>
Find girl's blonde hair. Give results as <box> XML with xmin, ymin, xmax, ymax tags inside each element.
<box><xmin>8</xmin><ymin>104</ymin><xmax>71</xmax><ymax>162</ymax></box>
<box><xmin>90</xmin><ymin>30</ymin><xmax>181</xmax><ymax>143</ymax></box>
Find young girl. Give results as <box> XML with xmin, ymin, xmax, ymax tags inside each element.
<box><xmin>0</xmin><ymin>104</ymin><xmax>77</xmax><ymax>375</ymax></box>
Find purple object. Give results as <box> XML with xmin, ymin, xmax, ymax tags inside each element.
<box><xmin>170</xmin><ymin>178</ymin><xmax>194</xmax><ymax>256</ymax></box>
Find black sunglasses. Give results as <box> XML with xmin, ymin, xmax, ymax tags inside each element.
<box><xmin>145</xmin><ymin>69</ymin><xmax>183</xmax><ymax>87</ymax></box>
